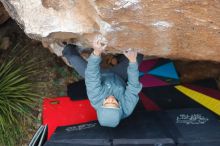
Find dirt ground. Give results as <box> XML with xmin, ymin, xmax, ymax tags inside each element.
<box><xmin>0</xmin><ymin>19</ymin><xmax>81</xmax><ymax>145</ymax></box>
<box><xmin>1</xmin><ymin>19</ymin><xmax>220</xmax><ymax>145</ymax></box>
<box><xmin>0</xmin><ymin>19</ymin><xmax>81</xmax><ymax>96</ymax></box>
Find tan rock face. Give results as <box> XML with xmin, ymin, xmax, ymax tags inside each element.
<box><xmin>1</xmin><ymin>0</ymin><xmax>220</xmax><ymax>61</ymax></box>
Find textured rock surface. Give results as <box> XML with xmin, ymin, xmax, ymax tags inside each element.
<box><xmin>0</xmin><ymin>2</ymin><xmax>9</xmax><ymax>24</ymax></box>
<box><xmin>1</xmin><ymin>0</ymin><xmax>220</xmax><ymax>61</ymax></box>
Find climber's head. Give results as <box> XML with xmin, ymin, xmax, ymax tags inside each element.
<box><xmin>103</xmin><ymin>95</ymin><xmax>119</xmax><ymax>108</ymax></box>
<box><xmin>97</xmin><ymin>95</ymin><xmax>122</xmax><ymax>128</ymax></box>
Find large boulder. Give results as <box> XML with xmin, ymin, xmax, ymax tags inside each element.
<box><xmin>1</xmin><ymin>0</ymin><xmax>220</xmax><ymax>61</ymax></box>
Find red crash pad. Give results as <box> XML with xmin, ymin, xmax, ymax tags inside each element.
<box><xmin>42</xmin><ymin>97</ymin><xmax>97</xmax><ymax>139</ymax></box>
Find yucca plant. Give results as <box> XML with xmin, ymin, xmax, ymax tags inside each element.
<box><xmin>0</xmin><ymin>47</ymin><xmax>39</xmax><ymax>146</ymax></box>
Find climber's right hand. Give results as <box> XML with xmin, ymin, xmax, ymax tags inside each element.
<box><xmin>124</xmin><ymin>48</ymin><xmax>137</xmax><ymax>63</ymax></box>
<box><xmin>93</xmin><ymin>35</ymin><xmax>107</xmax><ymax>56</ymax></box>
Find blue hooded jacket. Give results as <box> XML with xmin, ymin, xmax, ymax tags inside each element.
<box><xmin>85</xmin><ymin>54</ymin><xmax>142</xmax><ymax>127</ymax></box>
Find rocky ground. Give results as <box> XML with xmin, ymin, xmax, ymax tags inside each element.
<box><xmin>1</xmin><ymin>19</ymin><xmax>220</xmax><ymax>145</ymax></box>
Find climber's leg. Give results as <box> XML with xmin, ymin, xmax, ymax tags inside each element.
<box><xmin>62</xmin><ymin>44</ymin><xmax>87</xmax><ymax>78</ymax></box>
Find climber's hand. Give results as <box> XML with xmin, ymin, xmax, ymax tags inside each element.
<box><xmin>93</xmin><ymin>35</ymin><xmax>107</xmax><ymax>56</ymax></box>
<box><xmin>124</xmin><ymin>48</ymin><xmax>137</xmax><ymax>63</ymax></box>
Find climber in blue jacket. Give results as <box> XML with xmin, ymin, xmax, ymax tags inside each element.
<box><xmin>62</xmin><ymin>36</ymin><xmax>143</xmax><ymax>127</ymax></box>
